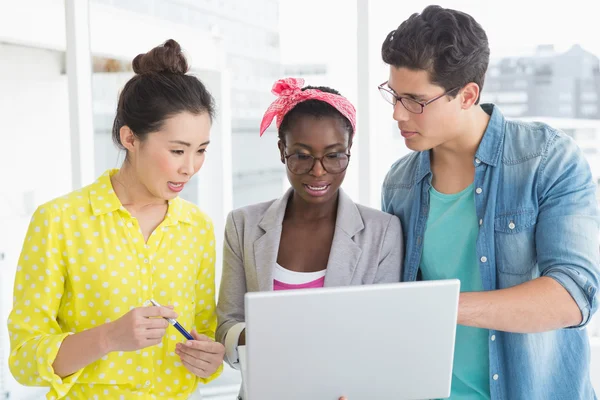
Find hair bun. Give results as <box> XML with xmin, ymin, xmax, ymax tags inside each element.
<box><xmin>132</xmin><ymin>39</ymin><xmax>189</xmax><ymax>75</ymax></box>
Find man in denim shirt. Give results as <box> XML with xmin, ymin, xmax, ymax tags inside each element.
<box><xmin>379</xmin><ymin>5</ymin><xmax>599</xmax><ymax>400</ymax></box>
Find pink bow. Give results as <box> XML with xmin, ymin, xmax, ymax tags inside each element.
<box><xmin>259</xmin><ymin>77</ymin><xmax>356</xmax><ymax>136</ymax></box>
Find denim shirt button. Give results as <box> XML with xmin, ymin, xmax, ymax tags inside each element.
<box><xmin>479</xmin><ymin>219</ymin><xmax>483</xmax><ymax>226</ymax></box>
<box><xmin>508</xmin><ymin>221</ymin><xmax>516</xmax><ymax>230</ymax></box>
<box><xmin>480</xmin><ymin>256</ymin><xmax>488</xmax><ymax>263</ymax></box>
<box><xmin>493</xmin><ymin>374</ymin><xmax>499</xmax><ymax>381</ymax></box>
<box><xmin>476</xmin><ymin>187</ymin><xmax>483</xmax><ymax>194</ymax></box>
<box><xmin>491</xmin><ymin>334</ymin><xmax>496</xmax><ymax>341</ymax></box>
<box><xmin>475</xmin><ymin>158</ymin><xmax>481</xmax><ymax>164</ymax></box>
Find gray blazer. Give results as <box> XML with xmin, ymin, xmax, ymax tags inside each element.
<box><xmin>216</xmin><ymin>188</ymin><xmax>403</xmax><ymax>361</ymax></box>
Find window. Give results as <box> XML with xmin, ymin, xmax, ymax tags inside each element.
<box><xmin>582</xmin><ymin>104</ymin><xmax>598</xmax><ymax>115</ymax></box>
<box><xmin>496</xmin><ymin>91</ymin><xmax>528</xmax><ymax>103</ymax></box>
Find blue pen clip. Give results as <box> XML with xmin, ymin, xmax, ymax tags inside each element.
<box><xmin>147</xmin><ymin>299</ymin><xmax>194</xmax><ymax>341</ymax></box>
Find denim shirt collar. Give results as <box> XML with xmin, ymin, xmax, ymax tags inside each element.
<box><xmin>476</xmin><ymin>104</ymin><xmax>505</xmax><ymax>167</ymax></box>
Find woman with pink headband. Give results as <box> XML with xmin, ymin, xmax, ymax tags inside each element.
<box><xmin>216</xmin><ymin>78</ymin><xmax>403</xmax><ymax>398</ymax></box>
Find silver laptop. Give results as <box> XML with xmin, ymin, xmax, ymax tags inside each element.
<box><xmin>243</xmin><ymin>279</ymin><xmax>460</xmax><ymax>400</ymax></box>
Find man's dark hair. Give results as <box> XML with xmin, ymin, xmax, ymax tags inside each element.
<box><xmin>381</xmin><ymin>5</ymin><xmax>490</xmax><ymax>104</ymax></box>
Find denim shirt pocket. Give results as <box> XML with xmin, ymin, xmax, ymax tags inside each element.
<box><xmin>494</xmin><ymin>209</ymin><xmax>538</xmax><ymax>275</ymax></box>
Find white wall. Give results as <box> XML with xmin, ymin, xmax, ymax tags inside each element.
<box><xmin>0</xmin><ymin>43</ymin><xmax>72</xmax><ymax>213</ymax></box>
<box><xmin>0</xmin><ymin>0</ymin><xmax>221</xmax><ymax>71</ymax></box>
<box><xmin>592</xmin><ymin>338</ymin><xmax>600</xmax><ymax>392</ymax></box>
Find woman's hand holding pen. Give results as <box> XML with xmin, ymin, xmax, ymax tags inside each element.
<box><xmin>104</xmin><ymin>305</ymin><xmax>178</xmax><ymax>352</ymax></box>
<box><xmin>175</xmin><ymin>330</ymin><xmax>225</xmax><ymax>378</ymax></box>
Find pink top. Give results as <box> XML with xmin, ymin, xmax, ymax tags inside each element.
<box><xmin>273</xmin><ymin>263</ymin><xmax>326</xmax><ymax>291</ymax></box>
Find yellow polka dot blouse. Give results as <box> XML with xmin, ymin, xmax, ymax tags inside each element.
<box><xmin>7</xmin><ymin>169</ymin><xmax>222</xmax><ymax>399</ymax></box>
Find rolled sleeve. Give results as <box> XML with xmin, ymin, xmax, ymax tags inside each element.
<box><xmin>537</xmin><ymin>134</ymin><xmax>600</xmax><ymax>328</ymax></box>
<box><xmin>37</xmin><ymin>333</ymin><xmax>84</xmax><ymax>398</ymax></box>
<box><xmin>544</xmin><ymin>267</ymin><xmax>596</xmax><ymax>327</ymax></box>
<box><xmin>9</xmin><ymin>332</ymin><xmax>84</xmax><ymax>399</ymax></box>
<box><xmin>8</xmin><ymin>206</ymin><xmax>84</xmax><ymax>399</ymax></box>
<box><xmin>224</xmin><ymin>322</ymin><xmax>246</xmax><ymax>369</ymax></box>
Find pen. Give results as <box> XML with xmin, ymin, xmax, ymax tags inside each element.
<box><xmin>147</xmin><ymin>299</ymin><xmax>194</xmax><ymax>341</ymax></box>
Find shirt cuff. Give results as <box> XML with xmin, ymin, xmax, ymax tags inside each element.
<box><xmin>545</xmin><ymin>268</ymin><xmax>593</xmax><ymax>328</ymax></box>
<box><xmin>37</xmin><ymin>333</ymin><xmax>84</xmax><ymax>399</ymax></box>
<box><xmin>224</xmin><ymin>322</ymin><xmax>246</xmax><ymax>369</ymax></box>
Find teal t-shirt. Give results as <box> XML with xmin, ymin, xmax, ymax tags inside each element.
<box><xmin>420</xmin><ymin>184</ymin><xmax>491</xmax><ymax>400</ymax></box>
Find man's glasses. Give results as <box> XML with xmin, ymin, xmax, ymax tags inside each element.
<box><xmin>378</xmin><ymin>81</ymin><xmax>461</xmax><ymax>114</ymax></box>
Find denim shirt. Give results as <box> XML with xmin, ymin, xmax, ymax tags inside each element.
<box><xmin>382</xmin><ymin>104</ymin><xmax>600</xmax><ymax>399</ymax></box>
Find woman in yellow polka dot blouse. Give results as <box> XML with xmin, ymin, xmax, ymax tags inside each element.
<box><xmin>7</xmin><ymin>39</ymin><xmax>225</xmax><ymax>399</ymax></box>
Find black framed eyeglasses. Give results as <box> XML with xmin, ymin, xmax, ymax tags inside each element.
<box><xmin>284</xmin><ymin>151</ymin><xmax>351</xmax><ymax>175</ymax></box>
<box><xmin>378</xmin><ymin>81</ymin><xmax>461</xmax><ymax>114</ymax></box>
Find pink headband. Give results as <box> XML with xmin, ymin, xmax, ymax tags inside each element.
<box><xmin>259</xmin><ymin>77</ymin><xmax>357</xmax><ymax>136</ymax></box>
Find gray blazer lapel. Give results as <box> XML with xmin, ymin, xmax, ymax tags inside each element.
<box><xmin>253</xmin><ymin>230</ymin><xmax>280</xmax><ymax>291</ymax></box>
<box><xmin>324</xmin><ymin>189</ymin><xmax>364</xmax><ymax>287</ymax></box>
<box><xmin>253</xmin><ymin>189</ymin><xmax>292</xmax><ymax>291</ymax></box>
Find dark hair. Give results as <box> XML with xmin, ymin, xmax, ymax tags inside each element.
<box><xmin>278</xmin><ymin>86</ymin><xmax>354</xmax><ymax>144</ymax></box>
<box><xmin>381</xmin><ymin>5</ymin><xmax>490</xmax><ymax>104</ymax></box>
<box><xmin>112</xmin><ymin>39</ymin><xmax>215</xmax><ymax>149</ymax></box>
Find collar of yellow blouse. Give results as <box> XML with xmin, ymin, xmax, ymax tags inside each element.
<box><xmin>88</xmin><ymin>169</ymin><xmax>194</xmax><ymax>226</ymax></box>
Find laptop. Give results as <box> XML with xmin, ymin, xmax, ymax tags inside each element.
<box><xmin>242</xmin><ymin>279</ymin><xmax>460</xmax><ymax>400</ymax></box>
